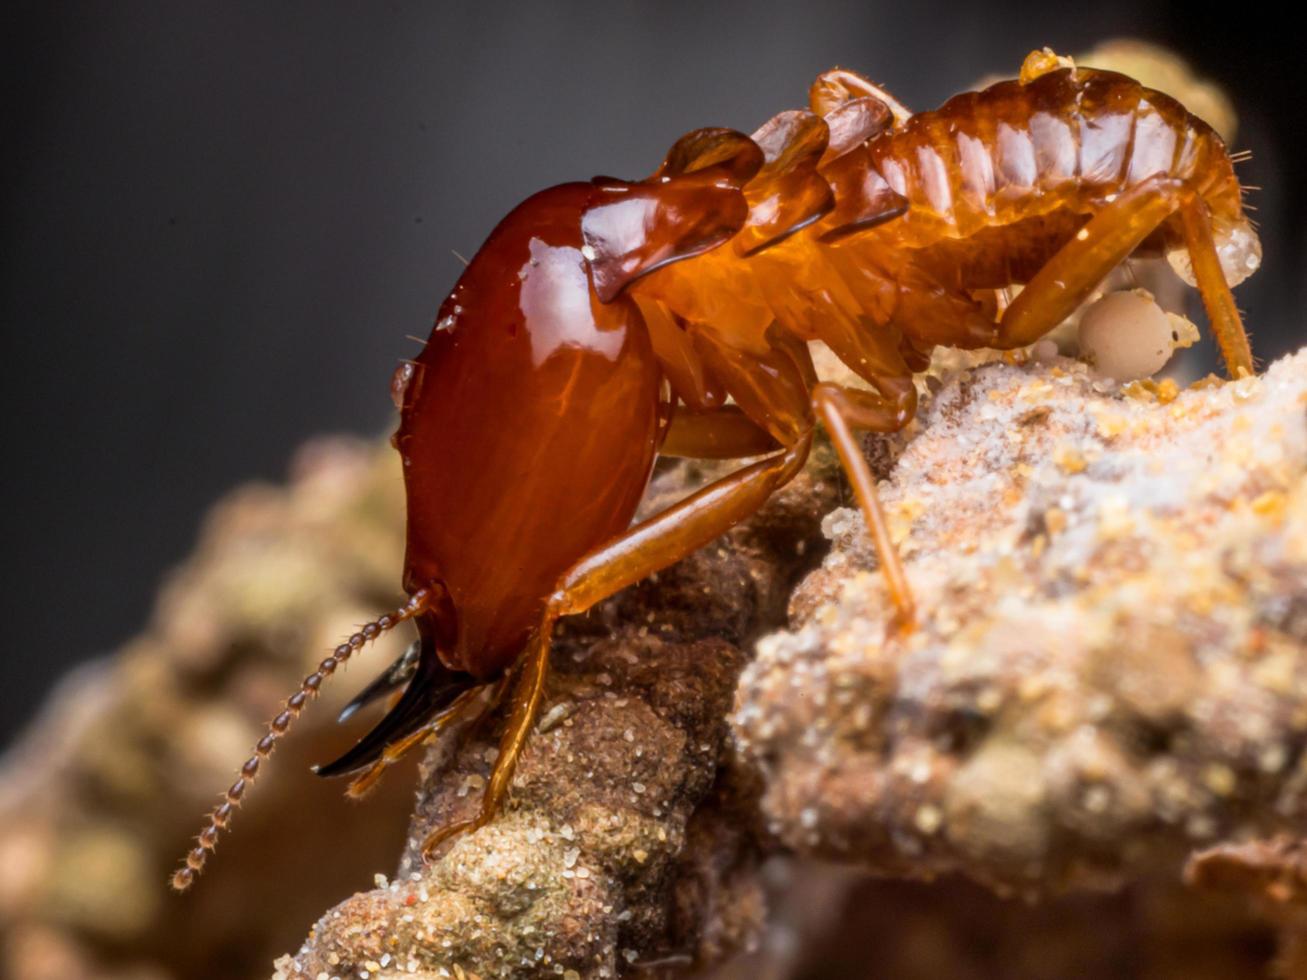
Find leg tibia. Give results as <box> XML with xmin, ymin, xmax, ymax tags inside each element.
<box><xmin>812</xmin><ymin>383</ymin><xmax>916</xmax><ymax>627</ymax></box>
<box><xmin>344</xmin><ymin>684</ymin><xmax>489</xmax><ymax>799</ymax></box>
<box><xmin>419</xmin><ymin>630</ymin><xmax>551</xmax><ymax>855</ymax></box>
<box><xmin>1178</xmin><ymin>199</ymin><xmax>1254</xmax><ymax>377</ymax></box>
<box><xmin>996</xmin><ymin>176</ymin><xmax>1185</xmax><ymax>348</ymax></box>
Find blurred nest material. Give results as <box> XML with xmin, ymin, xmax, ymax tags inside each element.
<box><xmin>0</xmin><ymin>439</ymin><xmax>423</xmax><ymax>980</ymax></box>
<box><xmin>735</xmin><ymin>349</ymin><xmax>1307</xmax><ymax>974</ymax></box>
<box><xmin>709</xmin><ymin>863</ymin><xmax>1273</xmax><ymax>980</ymax></box>
<box><xmin>1079</xmin><ymin>38</ymin><xmax>1238</xmax><ymax>142</ymax></box>
<box><xmin>1189</xmin><ymin>837</ymin><xmax>1307</xmax><ymax>976</ymax></box>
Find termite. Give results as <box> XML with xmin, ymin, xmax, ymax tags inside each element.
<box><xmin>172</xmin><ymin>49</ymin><xmax>1260</xmax><ymax>891</ymax></box>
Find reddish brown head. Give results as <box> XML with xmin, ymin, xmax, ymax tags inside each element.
<box><xmin>395</xmin><ymin>128</ymin><xmax>763</xmax><ymax>679</ymax></box>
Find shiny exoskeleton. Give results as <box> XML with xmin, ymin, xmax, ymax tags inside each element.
<box><xmin>172</xmin><ymin>50</ymin><xmax>1259</xmax><ymax>891</ymax></box>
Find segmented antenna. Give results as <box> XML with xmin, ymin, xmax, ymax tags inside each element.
<box><xmin>169</xmin><ymin>588</ymin><xmax>432</xmax><ymax>892</ymax></box>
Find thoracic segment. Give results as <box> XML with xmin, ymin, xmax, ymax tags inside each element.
<box><xmin>618</xmin><ymin>58</ymin><xmax>1257</xmax><ymax>403</ymax></box>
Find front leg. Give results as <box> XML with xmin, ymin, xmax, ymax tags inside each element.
<box><xmin>420</xmin><ymin>436</ymin><xmax>813</xmax><ymax>858</ymax></box>
<box><xmin>992</xmin><ymin>176</ymin><xmax>1253</xmax><ymax>378</ymax></box>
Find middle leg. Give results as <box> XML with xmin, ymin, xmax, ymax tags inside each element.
<box><xmin>753</xmin><ymin>281</ymin><xmax>920</xmax><ymax>626</ymax></box>
<box><xmin>994</xmin><ymin>176</ymin><xmax>1189</xmax><ymax>348</ymax></box>
<box><xmin>811</xmin><ymin>381</ymin><xmax>917</xmax><ymax>628</ymax></box>
<box><xmin>697</xmin><ymin>320</ymin><xmax>920</xmax><ymax>626</ymax></box>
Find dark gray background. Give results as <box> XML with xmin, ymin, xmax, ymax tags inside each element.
<box><xmin>3</xmin><ymin>2</ymin><xmax>1300</xmax><ymax>745</ymax></box>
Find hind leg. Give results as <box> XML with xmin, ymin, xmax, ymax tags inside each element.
<box><xmin>1178</xmin><ymin>198</ymin><xmax>1254</xmax><ymax>376</ymax></box>
<box><xmin>994</xmin><ymin>176</ymin><xmax>1187</xmax><ymax>348</ymax></box>
<box><xmin>992</xmin><ymin>176</ymin><xmax>1253</xmax><ymax>378</ymax></box>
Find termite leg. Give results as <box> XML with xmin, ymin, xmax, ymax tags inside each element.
<box><xmin>811</xmin><ymin>381</ymin><xmax>917</xmax><ymax>628</ymax></box>
<box><xmin>995</xmin><ymin>176</ymin><xmax>1186</xmax><ymax>349</ymax></box>
<box><xmin>420</xmin><ymin>436</ymin><xmax>813</xmax><ymax>859</ymax></box>
<box><xmin>764</xmin><ymin>297</ymin><xmax>917</xmax><ymax>625</ymax></box>
<box><xmin>420</xmin><ymin>620</ymin><xmax>552</xmax><ymax>856</ymax></box>
<box><xmin>660</xmin><ymin>404</ymin><xmax>780</xmax><ymax>459</ymax></box>
<box><xmin>454</xmin><ymin>671</ymin><xmax>512</xmax><ymax>745</ymax></box>
<box><xmin>169</xmin><ymin>588</ymin><xmax>434</xmax><ymax>892</ymax></box>
<box><xmin>1178</xmin><ymin>197</ymin><xmax>1254</xmax><ymax>377</ymax></box>
<box><xmin>345</xmin><ymin>725</ymin><xmax>433</xmax><ymax>798</ymax></box>
<box><xmin>995</xmin><ymin>287</ymin><xmax>1014</xmax><ymax>316</ymax></box>
<box><xmin>344</xmin><ymin>683</ymin><xmax>490</xmax><ymax>798</ymax></box>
